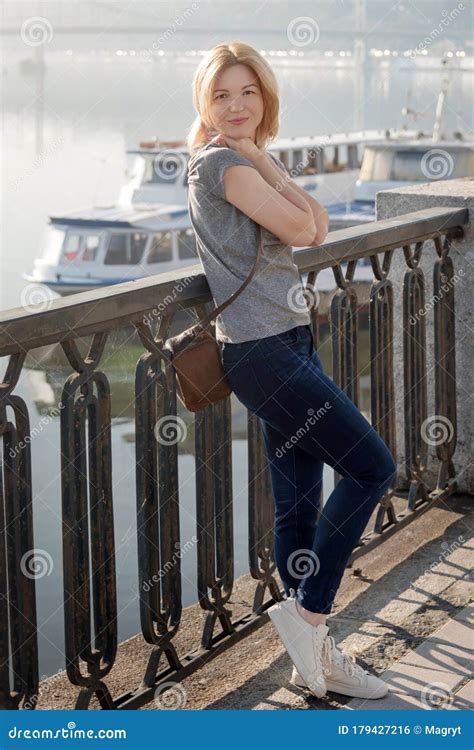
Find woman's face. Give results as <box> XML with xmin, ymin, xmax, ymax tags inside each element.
<box><xmin>208</xmin><ymin>63</ymin><xmax>264</xmax><ymax>142</ymax></box>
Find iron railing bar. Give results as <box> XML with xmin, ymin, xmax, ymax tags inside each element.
<box><xmin>0</xmin><ymin>207</ymin><xmax>468</xmax><ymax>357</ymax></box>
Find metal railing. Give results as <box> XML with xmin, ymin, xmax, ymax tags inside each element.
<box><xmin>0</xmin><ymin>205</ymin><xmax>468</xmax><ymax>709</ymax></box>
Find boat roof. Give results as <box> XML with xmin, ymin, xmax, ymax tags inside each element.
<box><xmin>265</xmin><ymin>130</ymin><xmax>405</xmax><ymax>151</ymax></box>
<box><xmin>49</xmin><ymin>204</ymin><xmax>190</xmax><ymax>231</ymax></box>
<box><xmin>362</xmin><ymin>138</ymin><xmax>474</xmax><ymax>151</ymax></box>
<box><xmin>126</xmin><ymin>129</ymin><xmax>415</xmax><ymax>157</ymax></box>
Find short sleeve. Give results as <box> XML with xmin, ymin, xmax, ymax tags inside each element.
<box><xmin>187</xmin><ymin>145</ymin><xmax>257</xmax><ymax>201</ymax></box>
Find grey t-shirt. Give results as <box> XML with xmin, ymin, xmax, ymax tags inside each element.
<box><xmin>186</xmin><ymin>141</ymin><xmax>311</xmax><ymax>344</ymax></box>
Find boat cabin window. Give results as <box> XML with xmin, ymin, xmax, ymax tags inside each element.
<box><xmin>359</xmin><ymin>148</ymin><xmax>393</xmax><ymax>181</ymax></box>
<box><xmin>324</xmin><ymin>145</ymin><xmax>347</xmax><ymax>173</ymax></box>
<box><xmin>143</xmin><ymin>154</ymin><xmax>181</xmax><ymax>185</ymax></box>
<box><xmin>360</xmin><ymin>147</ymin><xmax>474</xmax><ymax>182</ymax></box>
<box><xmin>61</xmin><ymin>233</ymin><xmax>82</xmax><ymax>262</ymax></box>
<box><xmin>347</xmin><ymin>144</ymin><xmax>361</xmax><ymax>169</ymax></box>
<box><xmin>281</xmin><ymin>148</ymin><xmax>325</xmax><ymax>175</ymax></box>
<box><xmin>177</xmin><ymin>229</ymin><xmax>197</xmax><ymax>259</ymax></box>
<box><xmin>130</xmin><ymin>232</ymin><xmax>148</xmax><ymax>263</ymax></box>
<box><xmin>392</xmin><ymin>149</ymin><xmax>474</xmax><ymax>181</ymax></box>
<box><xmin>104</xmin><ymin>232</ymin><xmax>148</xmax><ymax>265</ymax></box>
<box><xmin>305</xmin><ymin>147</ymin><xmax>318</xmax><ymax>173</ymax></box>
<box><xmin>147</xmin><ymin>232</ymin><xmax>173</xmax><ymax>263</ymax></box>
<box><xmin>82</xmin><ymin>234</ymin><xmax>101</xmax><ymax>262</ymax></box>
<box><xmin>392</xmin><ymin>151</ymin><xmax>429</xmax><ymax>181</ymax></box>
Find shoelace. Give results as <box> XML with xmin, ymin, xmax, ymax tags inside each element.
<box><xmin>288</xmin><ymin>589</ymin><xmax>370</xmax><ymax>685</ymax></box>
<box><xmin>325</xmin><ymin>635</ymin><xmax>369</xmax><ymax>681</ymax></box>
<box><xmin>321</xmin><ymin>634</ymin><xmax>333</xmax><ymax>677</ymax></box>
<box><xmin>305</xmin><ymin>628</ymin><xmax>330</xmax><ymax>691</ymax></box>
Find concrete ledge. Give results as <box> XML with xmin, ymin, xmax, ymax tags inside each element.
<box><xmin>376</xmin><ymin>177</ymin><xmax>474</xmax><ymax>494</ymax></box>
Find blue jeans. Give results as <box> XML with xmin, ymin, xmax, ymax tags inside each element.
<box><xmin>222</xmin><ymin>323</ymin><xmax>397</xmax><ymax>615</ymax></box>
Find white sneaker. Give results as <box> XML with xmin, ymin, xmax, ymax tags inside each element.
<box><xmin>290</xmin><ymin>634</ymin><xmax>389</xmax><ymax>699</ymax></box>
<box><xmin>267</xmin><ymin>592</ymin><xmax>329</xmax><ymax>698</ymax></box>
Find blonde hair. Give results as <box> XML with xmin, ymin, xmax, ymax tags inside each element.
<box><xmin>186</xmin><ymin>41</ymin><xmax>280</xmax><ymax>152</ymax></box>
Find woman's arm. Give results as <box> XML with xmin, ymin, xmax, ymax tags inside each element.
<box><xmin>209</xmin><ymin>135</ymin><xmax>317</xmax><ymax>246</ymax></box>
<box><xmin>255</xmin><ymin>152</ymin><xmax>329</xmax><ymax>246</ymax></box>
<box><xmin>223</xmin><ymin>165</ymin><xmax>317</xmax><ymax>247</ymax></box>
<box><xmin>210</xmin><ymin>133</ymin><xmax>328</xmax><ymax>246</ymax></box>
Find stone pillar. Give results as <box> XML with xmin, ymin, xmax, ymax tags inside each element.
<box><xmin>376</xmin><ymin>177</ymin><xmax>473</xmax><ymax>495</ymax></box>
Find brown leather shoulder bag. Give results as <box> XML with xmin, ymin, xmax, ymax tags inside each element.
<box><xmin>163</xmin><ymin>225</ymin><xmax>263</xmax><ymax>412</ymax></box>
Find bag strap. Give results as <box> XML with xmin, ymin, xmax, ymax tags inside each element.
<box><xmin>196</xmin><ymin>224</ymin><xmax>263</xmax><ymax>329</ymax></box>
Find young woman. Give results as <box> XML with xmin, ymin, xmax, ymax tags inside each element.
<box><xmin>186</xmin><ymin>41</ymin><xmax>397</xmax><ymax>701</ymax></box>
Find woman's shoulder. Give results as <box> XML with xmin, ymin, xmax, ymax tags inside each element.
<box><xmin>187</xmin><ymin>141</ymin><xmax>214</xmax><ymax>163</ymax></box>
<box><xmin>187</xmin><ymin>143</ymin><xmax>256</xmax><ymax>192</ymax></box>
<box><xmin>188</xmin><ymin>142</ymin><xmax>252</xmax><ymax>168</ymax></box>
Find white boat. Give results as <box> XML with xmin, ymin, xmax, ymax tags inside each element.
<box><xmin>24</xmin><ymin>201</ymin><xmax>377</xmax><ymax>296</ymax></box>
<box><xmin>327</xmin><ymin>137</ymin><xmax>474</xmax><ymax>229</ymax></box>
<box><xmin>328</xmin><ymin>62</ymin><xmax>474</xmax><ymax>229</ymax></box>
<box><xmin>118</xmin><ymin>130</ymin><xmax>410</xmax><ymax>210</ymax></box>
<box><xmin>24</xmin><ymin>57</ymin><xmax>473</xmax><ymax>298</ymax></box>
<box><xmin>23</xmin><ymin>204</ymin><xmax>195</xmax><ymax>295</ymax></box>
<box><xmin>26</xmin><ymin>130</ymin><xmax>400</xmax><ymax>297</ymax></box>
<box><xmin>33</xmin><ymin>121</ymin><xmax>465</xmax><ymax>297</ymax></box>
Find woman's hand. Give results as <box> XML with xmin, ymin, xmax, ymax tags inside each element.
<box><xmin>308</xmin><ymin>217</ymin><xmax>329</xmax><ymax>246</ymax></box>
<box><xmin>207</xmin><ymin>131</ymin><xmax>264</xmax><ymax>164</ymax></box>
